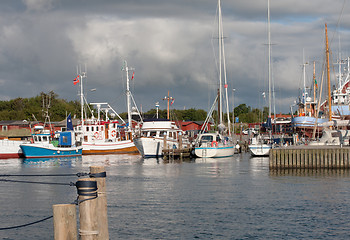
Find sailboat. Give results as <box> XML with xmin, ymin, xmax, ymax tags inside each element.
<box><xmin>75</xmin><ymin>62</ymin><xmax>141</xmax><ymax>155</ymax></box>
<box><xmin>249</xmin><ymin>0</ymin><xmax>273</xmax><ymax>157</ymax></box>
<box><xmin>194</xmin><ymin>0</ymin><xmax>235</xmax><ymax>158</ymax></box>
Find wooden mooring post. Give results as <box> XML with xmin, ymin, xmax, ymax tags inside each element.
<box><xmin>270</xmin><ymin>146</ymin><xmax>350</xmax><ymax>169</ymax></box>
<box><xmin>90</xmin><ymin>166</ymin><xmax>109</xmax><ymax>240</ymax></box>
<box><xmin>53</xmin><ymin>167</ymin><xmax>109</xmax><ymax>240</ymax></box>
<box><xmin>53</xmin><ymin>204</ymin><xmax>77</xmax><ymax>240</ymax></box>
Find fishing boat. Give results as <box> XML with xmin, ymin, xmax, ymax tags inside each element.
<box><xmin>194</xmin><ymin>0</ymin><xmax>235</xmax><ymax>158</ymax></box>
<box><xmin>321</xmin><ymin>56</ymin><xmax>350</xmax><ymax>119</ymax></box>
<box><xmin>20</xmin><ymin>115</ymin><xmax>83</xmax><ymax>158</ymax></box>
<box><xmin>133</xmin><ymin>119</ymin><xmax>188</xmax><ymax>158</ymax></box>
<box><xmin>77</xmin><ymin>103</ymin><xmax>139</xmax><ymax>155</ymax></box>
<box><xmin>249</xmin><ymin>0</ymin><xmax>273</xmax><ymax>156</ymax></box>
<box><xmin>291</xmin><ymin>60</ymin><xmax>327</xmax><ymax>136</ymax></box>
<box><xmin>0</xmin><ymin>139</ymin><xmax>25</xmax><ymax>159</ymax></box>
<box><xmin>75</xmin><ymin>61</ymin><xmax>142</xmax><ymax>155</ymax></box>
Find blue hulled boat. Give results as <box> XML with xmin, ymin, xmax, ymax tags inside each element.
<box><xmin>20</xmin><ymin>114</ymin><xmax>82</xmax><ymax>158</ymax></box>
<box><xmin>20</xmin><ymin>126</ymin><xmax>82</xmax><ymax>158</ymax></box>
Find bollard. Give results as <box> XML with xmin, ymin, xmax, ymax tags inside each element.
<box><xmin>53</xmin><ymin>204</ymin><xmax>77</xmax><ymax>240</ymax></box>
<box><xmin>76</xmin><ymin>178</ymin><xmax>99</xmax><ymax>240</ymax></box>
<box><xmin>90</xmin><ymin>166</ymin><xmax>109</xmax><ymax>240</ymax></box>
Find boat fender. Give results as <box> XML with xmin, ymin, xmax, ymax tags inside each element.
<box><xmin>211</xmin><ymin>141</ymin><xmax>218</xmax><ymax>147</ymax></box>
<box><xmin>57</xmin><ymin>150</ymin><xmax>60</xmax><ymax>154</ymax></box>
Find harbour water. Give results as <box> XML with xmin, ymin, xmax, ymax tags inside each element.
<box><xmin>1</xmin><ymin>153</ymin><xmax>350</xmax><ymax>239</ymax></box>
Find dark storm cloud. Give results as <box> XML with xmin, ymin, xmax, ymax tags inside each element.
<box><xmin>0</xmin><ymin>0</ymin><xmax>349</xmax><ymax>117</ymax></box>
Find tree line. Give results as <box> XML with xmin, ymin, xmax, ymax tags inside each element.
<box><xmin>0</xmin><ymin>92</ymin><xmax>271</xmax><ymax>123</ymax></box>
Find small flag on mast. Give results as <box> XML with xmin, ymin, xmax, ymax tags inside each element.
<box><xmin>314</xmin><ymin>77</ymin><xmax>318</xmax><ymax>88</ymax></box>
<box><xmin>131</xmin><ymin>72</ymin><xmax>135</xmax><ymax>80</ymax></box>
<box><xmin>73</xmin><ymin>75</ymin><xmax>80</xmax><ymax>85</ymax></box>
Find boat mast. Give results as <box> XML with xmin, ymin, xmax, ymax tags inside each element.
<box><xmin>313</xmin><ymin>61</ymin><xmax>316</xmax><ymax>113</ymax></box>
<box><xmin>79</xmin><ymin>66</ymin><xmax>87</xmax><ymax>130</ymax></box>
<box><xmin>123</xmin><ymin>60</ymin><xmax>132</xmax><ymax>131</ymax></box>
<box><xmin>219</xmin><ymin>0</ymin><xmax>231</xmax><ymax>134</ymax></box>
<box><xmin>325</xmin><ymin>23</ymin><xmax>332</xmax><ymax>121</ymax></box>
<box><xmin>302</xmin><ymin>51</ymin><xmax>308</xmax><ymax>116</ymax></box>
<box><xmin>218</xmin><ymin>0</ymin><xmax>223</xmax><ymax>125</ymax></box>
<box><xmin>267</xmin><ymin>0</ymin><xmax>272</xmax><ymax>119</ymax></box>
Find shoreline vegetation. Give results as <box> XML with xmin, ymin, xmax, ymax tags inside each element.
<box><xmin>0</xmin><ymin>91</ymin><xmax>283</xmax><ymax>127</ymax></box>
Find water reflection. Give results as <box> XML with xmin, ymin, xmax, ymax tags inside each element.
<box><xmin>270</xmin><ymin>168</ymin><xmax>350</xmax><ymax>177</ymax></box>
<box><xmin>22</xmin><ymin>156</ymin><xmax>82</xmax><ymax>168</ymax></box>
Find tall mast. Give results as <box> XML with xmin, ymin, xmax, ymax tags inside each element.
<box><xmin>302</xmin><ymin>51</ymin><xmax>308</xmax><ymax>115</ymax></box>
<box><xmin>79</xmin><ymin>66</ymin><xmax>87</xmax><ymax>129</ymax></box>
<box><xmin>313</xmin><ymin>61</ymin><xmax>316</xmax><ymax>108</ymax></box>
<box><xmin>219</xmin><ymin>0</ymin><xmax>231</xmax><ymax>134</ymax></box>
<box><xmin>267</xmin><ymin>0</ymin><xmax>272</xmax><ymax>119</ymax></box>
<box><xmin>325</xmin><ymin>23</ymin><xmax>332</xmax><ymax>121</ymax></box>
<box><xmin>123</xmin><ymin>60</ymin><xmax>132</xmax><ymax>131</ymax></box>
<box><xmin>218</xmin><ymin>0</ymin><xmax>223</xmax><ymax>124</ymax></box>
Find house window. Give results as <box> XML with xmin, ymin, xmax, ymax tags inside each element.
<box><xmin>2</xmin><ymin>126</ymin><xmax>8</xmax><ymax>131</ymax></box>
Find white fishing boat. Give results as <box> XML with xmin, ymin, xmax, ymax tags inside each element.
<box><xmin>75</xmin><ymin>61</ymin><xmax>142</xmax><ymax>155</ymax></box>
<box><xmin>194</xmin><ymin>0</ymin><xmax>235</xmax><ymax>158</ymax></box>
<box><xmin>133</xmin><ymin>120</ymin><xmax>188</xmax><ymax>158</ymax></box>
<box><xmin>249</xmin><ymin>0</ymin><xmax>273</xmax><ymax>157</ymax></box>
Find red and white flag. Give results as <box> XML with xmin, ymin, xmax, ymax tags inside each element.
<box><xmin>73</xmin><ymin>75</ymin><xmax>80</xmax><ymax>85</ymax></box>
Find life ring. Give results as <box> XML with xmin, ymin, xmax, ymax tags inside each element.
<box><xmin>211</xmin><ymin>141</ymin><xmax>218</xmax><ymax>147</ymax></box>
<box><xmin>111</xmin><ymin>130</ymin><xmax>116</xmax><ymax>138</ymax></box>
<box><xmin>93</xmin><ymin>132</ymin><xmax>99</xmax><ymax>139</ymax></box>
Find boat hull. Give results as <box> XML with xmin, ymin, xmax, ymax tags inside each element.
<box><xmin>248</xmin><ymin>144</ymin><xmax>271</xmax><ymax>156</ymax></box>
<box><xmin>134</xmin><ymin>137</ymin><xmax>179</xmax><ymax>158</ymax></box>
<box><xmin>20</xmin><ymin>144</ymin><xmax>83</xmax><ymax>158</ymax></box>
<box><xmin>0</xmin><ymin>140</ymin><xmax>24</xmax><ymax>159</ymax></box>
<box><xmin>82</xmin><ymin>140</ymin><xmax>138</xmax><ymax>155</ymax></box>
<box><xmin>292</xmin><ymin>116</ymin><xmax>327</xmax><ymax>128</ymax></box>
<box><xmin>194</xmin><ymin>145</ymin><xmax>235</xmax><ymax>158</ymax></box>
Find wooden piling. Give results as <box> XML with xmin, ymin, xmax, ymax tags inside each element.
<box><xmin>90</xmin><ymin>166</ymin><xmax>109</xmax><ymax>240</ymax></box>
<box><xmin>53</xmin><ymin>204</ymin><xmax>77</xmax><ymax>240</ymax></box>
<box><xmin>77</xmin><ymin>178</ymin><xmax>99</xmax><ymax>240</ymax></box>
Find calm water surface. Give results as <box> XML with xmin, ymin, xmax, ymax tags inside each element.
<box><xmin>1</xmin><ymin>153</ymin><xmax>350</xmax><ymax>239</ymax></box>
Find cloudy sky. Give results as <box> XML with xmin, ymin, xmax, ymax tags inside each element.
<box><xmin>0</xmin><ymin>0</ymin><xmax>349</xmax><ymax>116</ymax></box>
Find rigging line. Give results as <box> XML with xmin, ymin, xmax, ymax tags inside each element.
<box><xmin>330</xmin><ymin>0</ymin><xmax>346</xmax><ymax>45</ymax></box>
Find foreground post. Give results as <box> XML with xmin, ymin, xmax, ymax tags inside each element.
<box><xmin>77</xmin><ymin>178</ymin><xmax>98</xmax><ymax>240</ymax></box>
<box><xmin>53</xmin><ymin>204</ymin><xmax>77</xmax><ymax>240</ymax></box>
<box><xmin>90</xmin><ymin>166</ymin><xmax>109</xmax><ymax>240</ymax></box>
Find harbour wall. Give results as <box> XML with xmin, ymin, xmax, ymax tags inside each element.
<box><xmin>269</xmin><ymin>146</ymin><xmax>350</xmax><ymax>169</ymax></box>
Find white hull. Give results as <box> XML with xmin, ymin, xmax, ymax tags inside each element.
<box><xmin>82</xmin><ymin>139</ymin><xmax>138</xmax><ymax>154</ymax></box>
<box><xmin>0</xmin><ymin>140</ymin><xmax>24</xmax><ymax>158</ymax></box>
<box><xmin>194</xmin><ymin>144</ymin><xmax>235</xmax><ymax>158</ymax></box>
<box><xmin>249</xmin><ymin>143</ymin><xmax>271</xmax><ymax>156</ymax></box>
<box><xmin>134</xmin><ymin>137</ymin><xmax>179</xmax><ymax>157</ymax></box>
